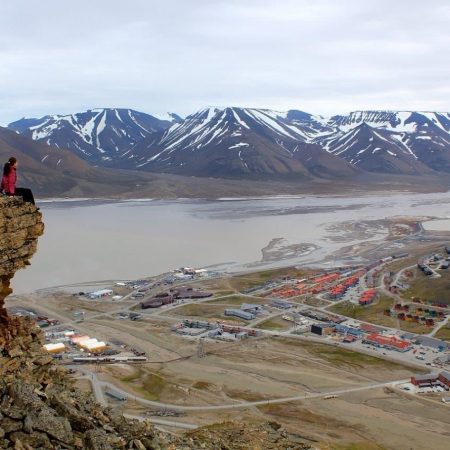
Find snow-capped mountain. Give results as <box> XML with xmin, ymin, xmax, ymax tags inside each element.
<box><xmin>322</xmin><ymin>111</ymin><xmax>450</xmax><ymax>173</ymax></box>
<box><xmin>118</xmin><ymin>107</ymin><xmax>450</xmax><ymax>177</ymax></box>
<box><xmin>119</xmin><ymin>107</ymin><xmax>357</xmax><ymax>178</ymax></box>
<box><xmin>8</xmin><ymin>107</ymin><xmax>450</xmax><ymax>178</ymax></box>
<box><xmin>8</xmin><ymin>109</ymin><xmax>181</xmax><ymax>164</ymax></box>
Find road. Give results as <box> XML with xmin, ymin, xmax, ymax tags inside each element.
<box><xmin>429</xmin><ymin>315</ymin><xmax>450</xmax><ymax>337</ymax></box>
<box><xmin>82</xmin><ymin>372</ymin><xmax>199</xmax><ymax>429</ymax></box>
<box><xmin>84</xmin><ymin>369</ymin><xmax>409</xmax><ymax>412</ymax></box>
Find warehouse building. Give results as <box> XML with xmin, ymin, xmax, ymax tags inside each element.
<box><xmin>88</xmin><ymin>289</ymin><xmax>113</xmax><ymax>299</ymax></box>
<box><xmin>363</xmin><ymin>333</ymin><xmax>412</xmax><ymax>352</ymax></box>
<box><xmin>224</xmin><ymin>309</ymin><xmax>255</xmax><ymax>320</ymax></box>
<box><xmin>310</xmin><ymin>323</ymin><xmax>334</xmax><ymax>336</ymax></box>
<box><xmin>333</xmin><ymin>324</ymin><xmax>364</xmax><ymax>338</ymax></box>
<box><xmin>412</xmin><ymin>336</ymin><xmax>449</xmax><ymax>351</ymax></box>
<box><xmin>270</xmin><ymin>299</ymin><xmax>292</xmax><ymax>309</ymax></box>
<box><xmin>241</xmin><ymin>303</ymin><xmax>264</xmax><ymax>314</ymax></box>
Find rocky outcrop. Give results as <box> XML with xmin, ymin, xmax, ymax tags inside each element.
<box><xmin>0</xmin><ymin>323</ymin><xmax>309</xmax><ymax>449</ymax></box>
<box><xmin>0</xmin><ymin>317</ymin><xmax>178</xmax><ymax>449</ymax></box>
<box><xmin>0</xmin><ymin>196</ymin><xmax>43</xmax><ymax>319</ymax></box>
<box><xmin>0</xmin><ymin>197</ymin><xmax>309</xmax><ymax>449</ymax></box>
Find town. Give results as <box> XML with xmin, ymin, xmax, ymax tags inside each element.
<box><xmin>9</xmin><ymin>249</ymin><xmax>450</xmax><ymax>440</ymax></box>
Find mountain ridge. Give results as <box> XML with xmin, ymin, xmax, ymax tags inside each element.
<box><xmin>7</xmin><ymin>106</ymin><xmax>450</xmax><ymax>180</ymax></box>
<box><xmin>8</xmin><ymin>108</ymin><xmax>182</xmax><ymax>164</ymax></box>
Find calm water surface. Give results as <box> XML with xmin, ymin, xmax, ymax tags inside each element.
<box><xmin>12</xmin><ymin>192</ymin><xmax>450</xmax><ymax>293</ymax></box>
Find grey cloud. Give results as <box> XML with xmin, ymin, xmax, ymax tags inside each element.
<box><xmin>0</xmin><ymin>0</ymin><xmax>449</xmax><ymax>124</ymax></box>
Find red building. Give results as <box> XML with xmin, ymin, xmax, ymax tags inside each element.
<box><xmin>363</xmin><ymin>333</ymin><xmax>411</xmax><ymax>352</ymax></box>
<box><xmin>411</xmin><ymin>371</ymin><xmax>450</xmax><ymax>388</ymax></box>
<box><xmin>411</xmin><ymin>373</ymin><xmax>439</xmax><ymax>386</ymax></box>
<box><xmin>439</xmin><ymin>371</ymin><xmax>450</xmax><ymax>388</ymax></box>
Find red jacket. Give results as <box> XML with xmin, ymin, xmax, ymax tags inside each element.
<box><xmin>1</xmin><ymin>168</ymin><xmax>17</xmax><ymax>195</ymax></box>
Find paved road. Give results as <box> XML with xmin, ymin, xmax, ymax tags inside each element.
<box><xmin>428</xmin><ymin>315</ymin><xmax>450</xmax><ymax>337</ymax></box>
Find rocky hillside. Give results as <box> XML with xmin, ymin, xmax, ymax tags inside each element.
<box><xmin>0</xmin><ymin>197</ymin><xmax>309</xmax><ymax>449</ymax></box>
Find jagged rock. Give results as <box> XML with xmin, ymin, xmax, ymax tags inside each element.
<box><xmin>23</xmin><ymin>409</ymin><xmax>73</xmax><ymax>444</ymax></box>
<box><xmin>8</xmin><ymin>431</ymin><xmax>51</xmax><ymax>449</ymax></box>
<box><xmin>0</xmin><ymin>419</ymin><xmax>21</xmax><ymax>435</ymax></box>
<box><xmin>0</xmin><ymin>197</ymin><xmax>43</xmax><ymax>319</ymax></box>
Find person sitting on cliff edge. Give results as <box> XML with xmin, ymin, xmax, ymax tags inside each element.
<box><xmin>1</xmin><ymin>156</ymin><xmax>37</xmax><ymax>206</ymax></box>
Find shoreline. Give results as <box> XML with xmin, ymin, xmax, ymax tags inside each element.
<box><xmin>35</xmin><ymin>188</ymin><xmax>450</xmax><ymax>204</ymax></box>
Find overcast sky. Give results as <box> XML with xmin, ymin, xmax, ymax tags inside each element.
<box><xmin>0</xmin><ymin>0</ymin><xmax>449</xmax><ymax>124</ymax></box>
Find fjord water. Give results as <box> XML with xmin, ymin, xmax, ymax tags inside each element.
<box><xmin>12</xmin><ymin>192</ymin><xmax>450</xmax><ymax>293</ymax></box>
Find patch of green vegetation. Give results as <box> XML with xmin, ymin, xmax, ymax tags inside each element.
<box><xmin>212</xmin><ymin>290</ymin><xmax>235</xmax><ymax>297</ymax></box>
<box><xmin>120</xmin><ymin>368</ymin><xmax>143</xmax><ymax>383</ymax></box>
<box><xmin>120</xmin><ymin>369</ymin><xmax>166</xmax><ymax>401</ymax></box>
<box><xmin>206</xmin><ymin>295</ymin><xmax>265</xmax><ymax>305</ymax></box>
<box><xmin>398</xmin><ymin>320</ymin><xmax>432</xmax><ymax>335</ymax></box>
<box><xmin>402</xmin><ymin>270</ymin><xmax>450</xmax><ymax>306</ymax></box>
<box><xmin>434</xmin><ymin>325</ymin><xmax>450</xmax><ymax>342</ymax></box>
<box><xmin>230</xmin><ymin>268</ymin><xmax>309</xmax><ymax>291</ymax></box>
<box><xmin>225</xmin><ymin>389</ymin><xmax>267</xmax><ymax>401</ymax></box>
<box><xmin>328</xmin><ymin>296</ymin><xmax>397</xmax><ymax>327</ymax></box>
<box><xmin>255</xmin><ymin>318</ymin><xmax>286</xmax><ymax>331</ymax></box>
<box><xmin>278</xmin><ymin>338</ymin><xmax>423</xmax><ymax>372</ymax></box>
<box><xmin>141</xmin><ymin>373</ymin><xmax>166</xmax><ymax>400</ymax></box>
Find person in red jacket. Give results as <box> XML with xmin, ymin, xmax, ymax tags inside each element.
<box><xmin>1</xmin><ymin>157</ymin><xmax>36</xmax><ymax>205</ymax></box>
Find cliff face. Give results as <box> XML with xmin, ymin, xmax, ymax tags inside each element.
<box><xmin>0</xmin><ymin>196</ymin><xmax>44</xmax><ymax>319</ymax></box>
<box><xmin>0</xmin><ymin>197</ymin><xmax>309</xmax><ymax>450</ymax></box>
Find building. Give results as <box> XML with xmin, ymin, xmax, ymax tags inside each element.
<box><xmin>270</xmin><ymin>299</ymin><xmax>292</xmax><ymax>309</ymax></box>
<box><xmin>411</xmin><ymin>371</ymin><xmax>450</xmax><ymax>389</ymax></box>
<box><xmin>172</xmin><ymin>287</ymin><xmax>212</xmax><ymax>299</ymax></box>
<box><xmin>360</xmin><ymin>323</ymin><xmax>385</xmax><ymax>334</ymax></box>
<box><xmin>412</xmin><ymin>336</ymin><xmax>449</xmax><ymax>351</ymax></box>
<box><xmin>105</xmin><ymin>388</ymin><xmax>127</xmax><ymax>401</ymax></box>
<box><xmin>439</xmin><ymin>371</ymin><xmax>450</xmax><ymax>388</ymax></box>
<box><xmin>333</xmin><ymin>324</ymin><xmax>364</xmax><ymax>338</ymax></box>
<box><xmin>220</xmin><ymin>324</ymin><xmax>259</xmax><ymax>337</ymax></box>
<box><xmin>140</xmin><ymin>299</ymin><xmax>164</xmax><ymax>309</ymax></box>
<box><xmin>70</xmin><ymin>335</ymin><xmax>106</xmax><ymax>352</ymax></box>
<box><xmin>363</xmin><ymin>333</ymin><xmax>412</xmax><ymax>352</ymax></box>
<box><xmin>224</xmin><ymin>309</ymin><xmax>255</xmax><ymax>320</ymax></box>
<box><xmin>208</xmin><ymin>330</ymin><xmax>249</xmax><ymax>341</ymax></box>
<box><xmin>310</xmin><ymin>323</ymin><xmax>334</xmax><ymax>336</ymax></box>
<box><xmin>175</xmin><ymin>327</ymin><xmax>206</xmax><ymax>336</ymax></box>
<box><xmin>43</xmin><ymin>343</ymin><xmax>66</xmax><ymax>353</ymax></box>
<box><xmin>411</xmin><ymin>373</ymin><xmax>440</xmax><ymax>387</ymax></box>
<box><xmin>241</xmin><ymin>303</ymin><xmax>264</xmax><ymax>313</ymax></box>
<box><xmin>359</xmin><ymin>289</ymin><xmax>377</xmax><ymax>306</ymax></box>
<box><xmin>88</xmin><ymin>289</ymin><xmax>113</xmax><ymax>299</ymax></box>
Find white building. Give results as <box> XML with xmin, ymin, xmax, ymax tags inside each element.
<box><xmin>88</xmin><ymin>289</ymin><xmax>113</xmax><ymax>299</ymax></box>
